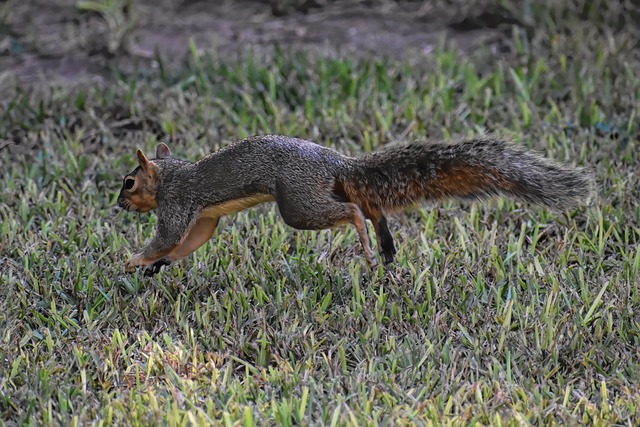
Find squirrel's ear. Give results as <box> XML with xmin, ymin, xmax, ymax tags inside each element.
<box><xmin>136</xmin><ymin>149</ymin><xmax>150</xmax><ymax>171</ymax></box>
<box><xmin>156</xmin><ymin>143</ymin><xmax>172</xmax><ymax>159</ymax></box>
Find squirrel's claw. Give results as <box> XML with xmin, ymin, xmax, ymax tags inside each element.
<box><xmin>366</xmin><ymin>255</ymin><xmax>379</xmax><ymax>269</ymax></box>
<box><xmin>125</xmin><ymin>253</ymin><xmax>171</xmax><ymax>276</ymax></box>
<box><xmin>124</xmin><ymin>261</ymin><xmax>137</xmax><ymax>273</ymax></box>
<box><xmin>144</xmin><ymin>259</ymin><xmax>172</xmax><ymax>276</ymax></box>
<box><xmin>125</xmin><ymin>254</ymin><xmax>143</xmax><ymax>273</ymax></box>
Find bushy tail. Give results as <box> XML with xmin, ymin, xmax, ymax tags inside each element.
<box><xmin>338</xmin><ymin>137</ymin><xmax>596</xmax><ymax>214</ymax></box>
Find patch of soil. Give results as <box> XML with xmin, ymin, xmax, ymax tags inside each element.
<box><xmin>0</xmin><ymin>0</ymin><xmax>515</xmax><ymax>87</ymax></box>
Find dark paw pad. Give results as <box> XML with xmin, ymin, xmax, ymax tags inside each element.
<box><xmin>144</xmin><ymin>259</ymin><xmax>171</xmax><ymax>276</ymax></box>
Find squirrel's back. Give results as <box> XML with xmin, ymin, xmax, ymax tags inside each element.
<box><xmin>162</xmin><ymin>135</ymin><xmax>352</xmax><ymax>207</ymax></box>
<box><xmin>198</xmin><ymin>135</ymin><xmax>350</xmax><ymax>173</ymax></box>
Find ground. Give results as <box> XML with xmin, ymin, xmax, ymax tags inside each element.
<box><xmin>1</xmin><ymin>0</ymin><xmax>509</xmax><ymax>86</ymax></box>
<box><xmin>1</xmin><ymin>0</ymin><xmax>639</xmax><ymax>425</ymax></box>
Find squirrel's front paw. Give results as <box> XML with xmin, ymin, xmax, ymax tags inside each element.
<box><xmin>125</xmin><ymin>261</ymin><xmax>137</xmax><ymax>273</ymax></box>
<box><xmin>125</xmin><ymin>254</ymin><xmax>143</xmax><ymax>273</ymax></box>
<box><xmin>144</xmin><ymin>259</ymin><xmax>171</xmax><ymax>277</ymax></box>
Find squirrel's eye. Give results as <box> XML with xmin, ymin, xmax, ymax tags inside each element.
<box><xmin>124</xmin><ymin>178</ymin><xmax>135</xmax><ymax>190</ymax></box>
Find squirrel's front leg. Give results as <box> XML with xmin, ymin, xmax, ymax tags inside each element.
<box><xmin>126</xmin><ymin>216</ymin><xmax>220</xmax><ymax>275</ymax></box>
<box><xmin>143</xmin><ymin>217</ymin><xmax>220</xmax><ymax>276</ymax></box>
<box><xmin>125</xmin><ymin>213</ymin><xmax>194</xmax><ymax>273</ymax></box>
<box><xmin>125</xmin><ymin>237</ymin><xmax>177</xmax><ymax>272</ymax></box>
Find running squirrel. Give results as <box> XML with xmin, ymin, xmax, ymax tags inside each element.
<box><xmin>117</xmin><ymin>135</ymin><xmax>596</xmax><ymax>276</ymax></box>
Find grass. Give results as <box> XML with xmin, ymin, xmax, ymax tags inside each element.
<box><xmin>1</xmin><ymin>1</ymin><xmax>640</xmax><ymax>425</ymax></box>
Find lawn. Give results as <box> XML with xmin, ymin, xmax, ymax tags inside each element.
<box><xmin>1</xmin><ymin>0</ymin><xmax>639</xmax><ymax>425</ymax></box>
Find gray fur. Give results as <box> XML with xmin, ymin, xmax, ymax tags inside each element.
<box><xmin>123</xmin><ymin>134</ymin><xmax>596</xmax><ymax>270</ymax></box>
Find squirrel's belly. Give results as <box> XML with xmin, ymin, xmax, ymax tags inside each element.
<box><xmin>199</xmin><ymin>194</ymin><xmax>276</xmax><ymax>218</ymax></box>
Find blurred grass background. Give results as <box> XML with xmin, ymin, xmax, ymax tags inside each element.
<box><xmin>1</xmin><ymin>0</ymin><xmax>639</xmax><ymax>425</ymax></box>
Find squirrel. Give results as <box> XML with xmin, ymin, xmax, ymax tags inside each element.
<box><xmin>117</xmin><ymin>134</ymin><xmax>596</xmax><ymax>276</ymax></box>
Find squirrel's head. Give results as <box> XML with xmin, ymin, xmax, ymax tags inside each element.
<box><xmin>117</xmin><ymin>143</ymin><xmax>172</xmax><ymax>213</ymax></box>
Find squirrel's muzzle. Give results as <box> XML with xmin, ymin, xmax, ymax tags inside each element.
<box><xmin>117</xmin><ymin>194</ymin><xmax>132</xmax><ymax>211</ymax></box>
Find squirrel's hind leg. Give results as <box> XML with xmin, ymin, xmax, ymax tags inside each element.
<box><xmin>347</xmin><ymin>204</ymin><xmax>378</xmax><ymax>268</ymax></box>
<box><xmin>358</xmin><ymin>205</ymin><xmax>396</xmax><ymax>264</ymax></box>
<box><xmin>275</xmin><ymin>183</ymin><xmax>378</xmax><ymax>267</ymax></box>
<box><xmin>372</xmin><ymin>216</ymin><xmax>396</xmax><ymax>264</ymax></box>
<box><xmin>320</xmin><ymin>202</ymin><xmax>378</xmax><ymax>268</ymax></box>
